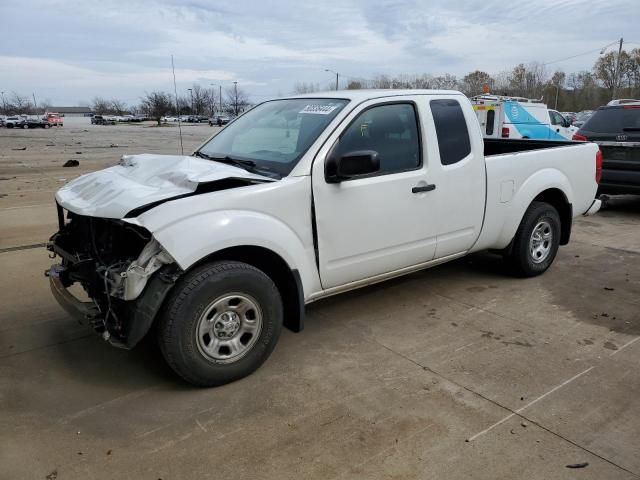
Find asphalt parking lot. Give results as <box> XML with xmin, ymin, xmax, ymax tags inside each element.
<box><xmin>1</xmin><ymin>119</ymin><xmax>639</xmax><ymax>479</ymax></box>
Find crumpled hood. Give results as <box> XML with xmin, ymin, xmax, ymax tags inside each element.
<box><xmin>55</xmin><ymin>154</ymin><xmax>274</xmax><ymax>219</ymax></box>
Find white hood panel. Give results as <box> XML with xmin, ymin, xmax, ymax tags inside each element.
<box><xmin>55</xmin><ymin>154</ymin><xmax>272</xmax><ymax>219</ymax></box>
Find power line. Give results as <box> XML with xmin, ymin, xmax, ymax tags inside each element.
<box><xmin>543</xmin><ymin>41</ymin><xmax>619</xmax><ymax>66</ymax></box>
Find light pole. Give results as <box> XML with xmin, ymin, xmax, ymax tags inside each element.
<box><xmin>233</xmin><ymin>81</ymin><xmax>238</xmax><ymax>116</ymax></box>
<box><xmin>187</xmin><ymin>88</ymin><xmax>194</xmax><ymax>115</ymax></box>
<box><xmin>210</xmin><ymin>83</ymin><xmax>222</xmax><ymax>115</ymax></box>
<box><xmin>0</xmin><ymin>91</ymin><xmax>6</xmax><ymax>115</ymax></box>
<box><xmin>325</xmin><ymin>68</ymin><xmax>339</xmax><ymax>91</ymax></box>
<box><xmin>551</xmin><ymin>84</ymin><xmax>559</xmax><ymax>110</ymax></box>
<box><xmin>32</xmin><ymin>93</ymin><xmax>37</xmax><ymax>114</ymax></box>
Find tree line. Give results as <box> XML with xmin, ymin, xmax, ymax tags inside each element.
<box><xmin>296</xmin><ymin>47</ymin><xmax>640</xmax><ymax>112</ymax></box>
<box><xmin>4</xmin><ymin>48</ymin><xmax>639</xmax><ymax>120</ymax></box>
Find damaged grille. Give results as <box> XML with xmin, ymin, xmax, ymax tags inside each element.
<box><xmin>48</xmin><ymin>207</ymin><xmax>153</xmax><ymax>335</ymax></box>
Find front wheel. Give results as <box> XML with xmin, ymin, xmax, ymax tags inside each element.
<box><xmin>158</xmin><ymin>261</ymin><xmax>283</xmax><ymax>387</ymax></box>
<box><xmin>506</xmin><ymin>201</ymin><xmax>561</xmax><ymax>277</ymax></box>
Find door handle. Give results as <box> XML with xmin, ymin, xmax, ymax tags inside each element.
<box><xmin>412</xmin><ymin>184</ymin><xmax>436</xmax><ymax>193</ymax></box>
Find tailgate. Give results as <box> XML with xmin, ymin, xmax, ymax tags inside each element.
<box><xmin>597</xmin><ymin>141</ymin><xmax>640</xmax><ymax>187</ymax></box>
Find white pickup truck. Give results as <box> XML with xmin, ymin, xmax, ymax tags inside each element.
<box><xmin>47</xmin><ymin>90</ymin><xmax>602</xmax><ymax>386</ymax></box>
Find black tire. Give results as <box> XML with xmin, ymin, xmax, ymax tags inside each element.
<box><xmin>506</xmin><ymin>201</ymin><xmax>561</xmax><ymax>277</ymax></box>
<box><xmin>157</xmin><ymin>261</ymin><xmax>283</xmax><ymax>387</ymax></box>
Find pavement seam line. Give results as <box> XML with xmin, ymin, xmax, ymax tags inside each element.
<box><xmin>610</xmin><ymin>336</ymin><xmax>640</xmax><ymax>356</ymax></box>
<box><xmin>373</xmin><ymin>340</ymin><xmax>640</xmax><ymax>478</ymax></box>
<box><xmin>466</xmin><ymin>366</ymin><xmax>594</xmax><ymax>442</ymax></box>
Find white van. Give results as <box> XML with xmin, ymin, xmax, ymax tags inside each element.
<box><xmin>472</xmin><ymin>95</ymin><xmax>575</xmax><ymax>140</ymax></box>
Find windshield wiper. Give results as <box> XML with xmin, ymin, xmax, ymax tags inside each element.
<box><xmin>193</xmin><ymin>151</ymin><xmax>280</xmax><ymax>178</ymax></box>
<box><xmin>194</xmin><ymin>151</ymin><xmax>256</xmax><ymax>167</ymax></box>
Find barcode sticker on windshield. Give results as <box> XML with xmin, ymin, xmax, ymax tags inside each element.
<box><xmin>300</xmin><ymin>105</ymin><xmax>338</xmax><ymax>115</ymax></box>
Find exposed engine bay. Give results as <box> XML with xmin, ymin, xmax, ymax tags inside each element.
<box><xmin>46</xmin><ymin>205</ymin><xmax>181</xmax><ymax>348</ymax></box>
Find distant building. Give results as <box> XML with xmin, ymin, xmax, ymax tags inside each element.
<box><xmin>48</xmin><ymin>106</ymin><xmax>93</xmax><ymax>117</ymax></box>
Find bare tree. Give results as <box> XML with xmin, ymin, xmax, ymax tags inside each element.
<box><xmin>141</xmin><ymin>91</ymin><xmax>174</xmax><ymax>125</ymax></box>
<box><xmin>91</xmin><ymin>97</ymin><xmax>111</xmax><ymax>114</ymax></box>
<box><xmin>293</xmin><ymin>82</ymin><xmax>321</xmax><ymax>94</ymax></box>
<box><xmin>225</xmin><ymin>86</ymin><xmax>250</xmax><ymax>116</ymax></box>
<box><xmin>110</xmin><ymin>99</ymin><xmax>128</xmax><ymax>115</ymax></box>
<box><xmin>190</xmin><ymin>84</ymin><xmax>212</xmax><ymax>116</ymax></box>
<box><xmin>9</xmin><ymin>92</ymin><xmax>32</xmax><ymax>114</ymax></box>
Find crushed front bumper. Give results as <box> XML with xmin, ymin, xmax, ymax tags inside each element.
<box><xmin>47</xmin><ymin>264</ymin><xmax>100</xmax><ymax>325</ymax></box>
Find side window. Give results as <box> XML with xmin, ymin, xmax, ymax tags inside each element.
<box><xmin>486</xmin><ymin>109</ymin><xmax>495</xmax><ymax>135</ymax></box>
<box><xmin>430</xmin><ymin>99</ymin><xmax>471</xmax><ymax>166</ymax></box>
<box><xmin>550</xmin><ymin>111</ymin><xmax>563</xmax><ymax>125</ymax></box>
<box><xmin>332</xmin><ymin>103</ymin><xmax>421</xmax><ymax>175</ymax></box>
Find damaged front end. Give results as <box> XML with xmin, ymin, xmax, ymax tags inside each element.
<box><xmin>46</xmin><ymin>204</ymin><xmax>182</xmax><ymax>348</ymax></box>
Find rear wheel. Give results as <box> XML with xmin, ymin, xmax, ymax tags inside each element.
<box><xmin>506</xmin><ymin>201</ymin><xmax>561</xmax><ymax>277</ymax></box>
<box><xmin>158</xmin><ymin>261</ymin><xmax>283</xmax><ymax>387</ymax></box>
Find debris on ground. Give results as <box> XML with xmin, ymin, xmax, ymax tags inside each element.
<box><xmin>0</xmin><ymin>176</ymin><xmax>17</xmax><ymax>181</ymax></box>
<box><xmin>12</xmin><ymin>147</ymin><xmax>27</xmax><ymax>151</ymax></box>
<box><xmin>63</xmin><ymin>160</ymin><xmax>80</xmax><ymax>167</ymax></box>
<box><xmin>46</xmin><ymin>470</ymin><xmax>58</xmax><ymax>480</ymax></box>
<box><xmin>566</xmin><ymin>462</ymin><xmax>589</xmax><ymax>469</ymax></box>
<box><xmin>46</xmin><ymin>143</ymin><xmax>55</xmax><ymax>146</ymax></box>
<box><xmin>604</xmin><ymin>287</ymin><xmax>615</xmax><ymax>291</ymax></box>
<box><xmin>75</xmin><ymin>151</ymin><xmax>82</xmax><ymax>154</ymax></box>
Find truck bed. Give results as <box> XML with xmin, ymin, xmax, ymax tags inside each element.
<box><xmin>484</xmin><ymin>138</ymin><xmax>576</xmax><ymax>156</ymax></box>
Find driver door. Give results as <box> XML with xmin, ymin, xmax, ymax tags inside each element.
<box><xmin>311</xmin><ymin>100</ymin><xmax>438</xmax><ymax>289</ymax></box>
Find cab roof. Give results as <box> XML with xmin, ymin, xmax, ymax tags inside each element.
<box><xmin>280</xmin><ymin>89</ymin><xmax>464</xmax><ymax>102</ymax></box>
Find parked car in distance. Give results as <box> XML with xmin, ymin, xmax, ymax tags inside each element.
<box><xmin>573</xmin><ymin>101</ymin><xmax>640</xmax><ymax>195</ymax></box>
<box><xmin>209</xmin><ymin>115</ymin><xmax>231</xmax><ymax>126</ymax></box>
<box><xmin>561</xmin><ymin>112</ymin><xmax>577</xmax><ymax>124</ymax></box>
<box><xmin>45</xmin><ymin>112</ymin><xmax>63</xmax><ymax>127</ymax></box>
<box><xmin>572</xmin><ymin>110</ymin><xmax>594</xmax><ymax>128</ymax></box>
<box><xmin>25</xmin><ymin>116</ymin><xmax>52</xmax><ymax>128</ymax></box>
<box><xmin>5</xmin><ymin>116</ymin><xmax>27</xmax><ymax>128</ymax></box>
<box><xmin>91</xmin><ymin>115</ymin><xmax>116</xmax><ymax>125</ymax></box>
<box><xmin>48</xmin><ymin>90</ymin><xmax>602</xmax><ymax>386</ymax></box>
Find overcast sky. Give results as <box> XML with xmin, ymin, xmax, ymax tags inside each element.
<box><xmin>1</xmin><ymin>0</ymin><xmax>638</xmax><ymax>106</ymax></box>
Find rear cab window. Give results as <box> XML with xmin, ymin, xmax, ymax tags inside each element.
<box><xmin>430</xmin><ymin>99</ymin><xmax>471</xmax><ymax>165</ymax></box>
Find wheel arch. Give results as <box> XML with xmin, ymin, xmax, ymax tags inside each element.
<box><xmin>190</xmin><ymin>245</ymin><xmax>305</xmax><ymax>333</ymax></box>
<box><xmin>532</xmin><ymin>188</ymin><xmax>572</xmax><ymax>245</ymax></box>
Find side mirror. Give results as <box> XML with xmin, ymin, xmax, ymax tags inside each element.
<box><xmin>325</xmin><ymin>150</ymin><xmax>380</xmax><ymax>183</ymax></box>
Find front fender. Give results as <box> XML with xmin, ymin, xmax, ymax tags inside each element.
<box><xmin>496</xmin><ymin>168</ymin><xmax>573</xmax><ymax>248</ymax></box>
<box><xmin>130</xmin><ymin>209</ymin><xmax>319</xmax><ymax>299</ymax></box>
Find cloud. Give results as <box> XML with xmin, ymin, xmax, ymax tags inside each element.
<box><xmin>0</xmin><ymin>0</ymin><xmax>638</xmax><ymax>104</ymax></box>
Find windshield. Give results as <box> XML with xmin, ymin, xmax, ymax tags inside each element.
<box><xmin>197</xmin><ymin>98</ymin><xmax>349</xmax><ymax>177</ymax></box>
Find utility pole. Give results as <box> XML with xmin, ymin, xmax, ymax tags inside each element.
<box><xmin>233</xmin><ymin>81</ymin><xmax>238</xmax><ymax>116</ymax></box>
<box><xmin>612</xmin><ymin>37</ymin><xmax>623</xmax><ymax>101</ymax></box>
<box><xmin>0</xmin><ymin>91</ymin><xmax>6</xmax><ymax>115</ymax></box>
<box><xmin>325</xmin><ymin>69</ymin><xmax>339</xmax><ymax>90</ymax></box>
<box><xmin>553</xmin><ymin>84</ymin><xmax>559</xmax><ymax>110</ymax></box>
<box><xmin>210</xmin><ymin>84</ymin><xmax>223</xmax><ymax>115</ymax></box>
<box><xmin>32</xmin><ymin>93</ymin><xmax>37</xmax><ymax>113</ymax></box>
<box><xmin>187</xmin><ymin>88</ymin><xmax>194</xmax><ymax>114</ymax></box>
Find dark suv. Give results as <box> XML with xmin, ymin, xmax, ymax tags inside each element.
<box><xmin>574</xmin><ymin>102</ymin><xmax>640</xmax><ymax>195</ymax></box>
